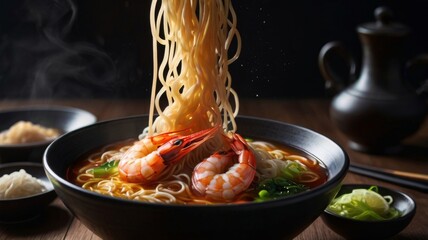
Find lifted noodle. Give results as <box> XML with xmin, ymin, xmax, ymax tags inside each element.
<box><xmin>71</xmin><ymin>0</ymin><xmax>325</xmax><ymax>205</ymax></box>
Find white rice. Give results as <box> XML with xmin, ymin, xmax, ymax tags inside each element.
<box><xmin>0</xmin><ymin>121</ymin><xmax>59</xmax><ymax>144</ymax></box>
<box><xmin>0</xmin><ymin>169</ymin><xmax>47</xmax><ymax>199</ymax></box>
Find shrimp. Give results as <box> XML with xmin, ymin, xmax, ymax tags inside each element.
<box><xmin>119</xmin><ymin>126</ymin><xmax>219</xmax><ymax>183</ymax></box>
<box><xmin>192</xmin><ymin>133</ymin><xmax>256</xmax><ymax>201</ymax></box>
<box><xmin>129</xmin><ymin>128</ymin><xmax>190</xmax><ymax>157</ymax></box>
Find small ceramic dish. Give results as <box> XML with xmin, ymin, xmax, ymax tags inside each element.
<box><xmin>0</xmin><ymin>106</ymin><xmax>96</xmax><ymax>163</ymax></box>
<box><xmin>0</xmin><ymin>162</ymin><xmax>56</xmax><ymax>223</ymax></box>
<box><xmin>321</xmin><ymin>184</ymin><xmax>416</xmax><ymax>239</ymax></box>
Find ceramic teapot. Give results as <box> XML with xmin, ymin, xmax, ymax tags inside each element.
<box><xmin>319</xmin><ymin>6</ymin><xmax>428</xmax><ymax>153</ymax></box>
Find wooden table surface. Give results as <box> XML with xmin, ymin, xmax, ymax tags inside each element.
<box><xmin>0</xmin><ymin>98</ymin><xmax>427</xmax><ymax>240</ymax></box>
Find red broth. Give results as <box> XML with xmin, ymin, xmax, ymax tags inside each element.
<box><xmin>67</xmin><ymin>138</ymin><xmax>328</xmax><ymax>204</ymax></box>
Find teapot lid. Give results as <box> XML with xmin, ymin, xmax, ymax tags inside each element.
<box><xmin>357</xmin><ymin>6</ymin><xmax>409</xmax><ymax>36</ymax></box>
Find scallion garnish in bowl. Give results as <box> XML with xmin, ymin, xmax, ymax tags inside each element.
<box><xmin>322</xmin><ymin>184</ymin><xmax>416</xmax><ymax>239</ymax></box>
<box><xmin>326</xmin><ymin>185</ymin><xmax>401</xmax><ymax>221</ymax></box>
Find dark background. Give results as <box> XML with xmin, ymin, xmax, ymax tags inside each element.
<box><xmin>1</xmin><ymin>0</ymin><xmax>427</xmax><ymax>99</ymax></box>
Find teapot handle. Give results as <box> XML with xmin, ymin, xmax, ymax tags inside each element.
<box><xmin>318</xmin><ymin>41</ymin><xmax>357</xmax><ymax>93</ymax></box>
<box><xmin>406</xmin><ymin>54</ymin><xmax>428</xmax><ymax>96</ymax></box>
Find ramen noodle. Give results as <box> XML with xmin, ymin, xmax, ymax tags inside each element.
<box><xmin>69</xmin><ymin>138</ymin><xmax>327</xmax><ymax>204</ymax></box>
<box><xmin>0</xmin><ymin>169</ymin><xmax>47</xmax><ymax>199</ymax></box>
<box><xmin>0</xmin><ymin>121</ymin><xmax>60</xmax><ymax>144</ymax></box>
<box><xmin>68</xmin><ymin>0</ymin><xmax>328</xmax><ymax>204</ymax></box>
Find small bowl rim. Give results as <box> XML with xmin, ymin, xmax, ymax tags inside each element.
<box><xmin>323</xmin><ymin>183</ymin><xmax>417</xmax><ymax>223</ymax></box>
<box><xmin>0</xmin><ymin>137</ymin><xmax>55</xmax><ymax>149</ymax></box>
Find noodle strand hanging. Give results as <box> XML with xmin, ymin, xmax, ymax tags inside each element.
<box><xmin>68</xmin><ymin>0</ymin><xmax>327</xmax><ymax>205</ymax></box>
<box><xmin>147</xmin><ymin>0</ymin><xmax>240</xmax><ymax>136</ymax></box>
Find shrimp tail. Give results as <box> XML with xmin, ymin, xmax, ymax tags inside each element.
<box><xmin>230</xmin><ymin>133</ymin><xmax>257</xmax><ymax>169</ymax></box>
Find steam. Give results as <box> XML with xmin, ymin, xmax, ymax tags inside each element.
<box><xmin>0</xmin><ymin>0</ymin><xmax>117</xmax><ymax>98</ymax></box>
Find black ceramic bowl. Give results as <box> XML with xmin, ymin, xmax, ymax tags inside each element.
<box><xmin>322</xmin><ymin>184</ymin><xmax>416</xmax><ymax>239</ymax></box>
<box><xmin>44</xmin><ymin>115</ymin><xmax>349</xmax><ymax>240</ymax></box>
<box><xmin>0</xmin><ymin>162</ymin><xmax>56</xmax><ymax>223</ymax></box>
<box><xmin>0</xmin><ymin>106</ymin><xmax>97</xmax><ymax>163</ymax></box>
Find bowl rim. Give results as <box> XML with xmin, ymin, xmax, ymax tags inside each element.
<box><xmin>0</xmin><ymin>105</ymin><xmax>97</xmax><ymax>148</ymax></box>
<box><xmin>44</xmin><ymin>114</ymin><xmax>350</xmax><ymax>209</ymax></box>
<box><xmin>323</xmin><ymin>183</ymin><xmax>417</xmax><ymax>222</ymax></box>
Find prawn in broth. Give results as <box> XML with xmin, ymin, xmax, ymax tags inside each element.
<box><xmin>68</xmin><ymin>136</ymin><xmax>327</xmax><ymax>204</ymax></box>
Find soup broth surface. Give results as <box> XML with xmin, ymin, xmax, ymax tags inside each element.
<box><xmin>68</xmin><ymin>137</ymin><xmax>328</xmax><ymax>205</ymax></box>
